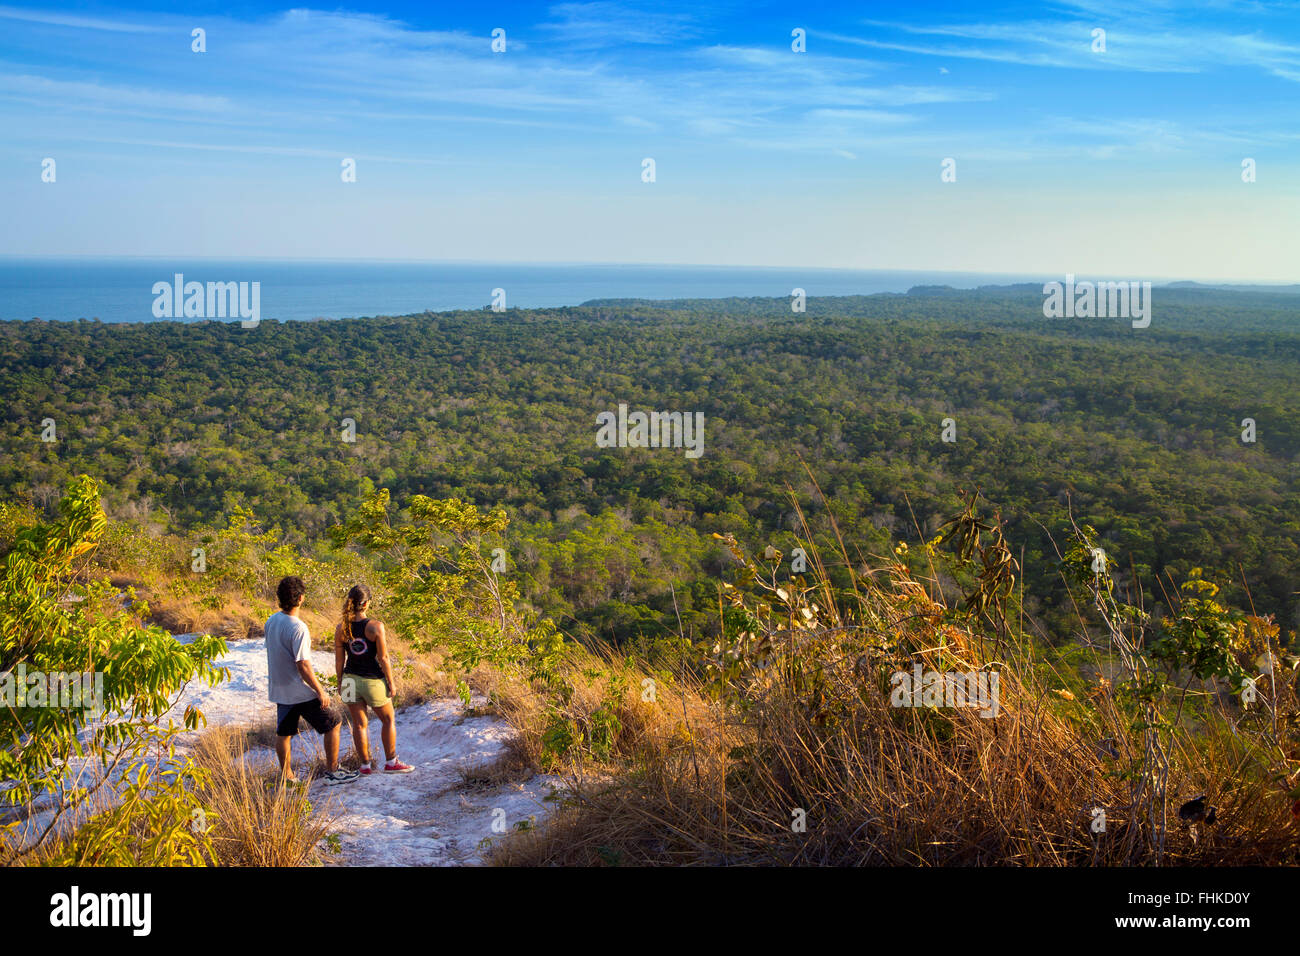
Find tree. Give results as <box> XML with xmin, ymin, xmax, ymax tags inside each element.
<box><xmin>0</xmin><ymin>476</ymin><xmax>226</xmax><ymax>865</ymax></box>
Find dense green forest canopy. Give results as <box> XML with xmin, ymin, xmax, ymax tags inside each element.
<box><xmin>1</xmin><ymin>285</ymin><xmax>1297</xmax><ymax>644</ymax></box>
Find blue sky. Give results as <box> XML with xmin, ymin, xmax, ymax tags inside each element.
<box><xmin>2</xmin><ymin>0</ymin><xmax>1298</xmax><ymax>279</ymax></box>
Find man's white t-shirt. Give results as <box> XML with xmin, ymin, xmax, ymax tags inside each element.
<box><xmin>265</xmin><ymin>611</ymin><xmax>316</xmax><ymax>705</ymax></box>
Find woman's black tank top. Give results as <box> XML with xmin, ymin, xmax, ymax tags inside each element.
<box><xmin>343</xmin><ymin>619</ymin><xmax>384</xmax><ymax>679</ymax></box>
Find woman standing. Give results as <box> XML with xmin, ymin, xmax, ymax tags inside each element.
<box><xmin>334</xmin><ymin>584</ymin><xmax>414</xmax><ymax>774</ymax></box>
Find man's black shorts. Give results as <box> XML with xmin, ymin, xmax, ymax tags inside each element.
<box><xmin>276</xmin><ymin>698</ymin><xmax>341</xmax><ymax>737</ymax></box>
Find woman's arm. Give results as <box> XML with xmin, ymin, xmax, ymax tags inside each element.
<box><xmin>371</xmin><ymin>620</ymin><xmax>395</xmax><ymax>694</ymax></box>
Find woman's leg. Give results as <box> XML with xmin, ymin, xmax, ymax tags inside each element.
<box><xmin>374</xmin><ymin>702</ymin><xmax>397</xmax><ymax>761</ymax></box>
<box><xmin>347</xmin><ymin>702</ymin><xmax>371</xmax><ymax>764</ymax></box>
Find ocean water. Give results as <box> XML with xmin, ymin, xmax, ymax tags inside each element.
<box><xmin>0</xmin><ymin>258</ymin><xmax>1043</xmax><ymax>324</ymax></box>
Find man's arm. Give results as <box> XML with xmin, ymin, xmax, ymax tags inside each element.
<box><xmin>297</xmin><ymin>659</ymin><xmax>329</xmax><ymax>708</ymax></box>
<box><xmin>294</xmin><ymin>623</ymin><xmax>329</xmax><ymax>708</ymax></box>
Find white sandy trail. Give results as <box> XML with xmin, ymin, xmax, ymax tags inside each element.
<box><xmin>168</xmin><ymin>634</ymin><xmax>559</xmax><ymax>866</ymax></box>
<box><xmin>307</xmin><ymin>698</ymin><xmax>558</xmax><ymax>866</ymax></box>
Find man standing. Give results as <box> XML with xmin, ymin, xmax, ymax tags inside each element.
<box><xmin>266</xmin><ymin>576</ymin><xmax>358</xmax><ymax>785</ymax></box>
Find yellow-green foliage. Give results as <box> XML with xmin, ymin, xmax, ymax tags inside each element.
<box><xmin>0</xmin><ymin>476</ymin><xmax>226</xmax><ymax>866</ymax></box>
<box><xmin>333</xmin><ymin>489</ymin><xmax>566</xmax><ymax>683</ymax></box>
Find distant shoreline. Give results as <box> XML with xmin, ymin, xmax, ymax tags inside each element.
<box><xmin>3</xmin><ymin>281</ymin><xmax>1298</xmax><ymax>329</ymax></box>
<box><xmin>3</xmin><ymin>259</ymin><xmax>1297</xmax><ymax>326</ymax></box>
<box><xmin>0</xmin><ymin>260</ymin><xmax>1049</xmax><ymax>324</ymax></box>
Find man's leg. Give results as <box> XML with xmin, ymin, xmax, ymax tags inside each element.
<box><xmin>323</xmin><ymin>721</ymin><xmax>340</xmax><ymax>773</ymax></box>
<box><xmin>275</xmin><ymin>735</ymin><xmax>293</xmax><ymax>778</ymax></box>
<box><xmin>274</xmin><ymin>704</ymin><xmax>297</xmax><ymax>778</ymax></box>
<box><xmin>303</xmin><ymin>699</ymin><xmax>349</xmax><ymax>779</ymax></box>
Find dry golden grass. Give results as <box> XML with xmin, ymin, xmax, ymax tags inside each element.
<box><xmin>489</xmin><ymin>632</ymin><xmax>1300</xmax><ymax>866</ymax></box>
<box><xmin>192</xmin><ymin>727</ymin><xmax>338</xmax><ymax>867</ymax></box>
<box><xmin>380</xmin><ymin>632</ymin><xmax>460</xmax><ymax>705</ymax></box>
<box><xmin>456</xmin><ymin>740</ymin><xmax>536</xmax><ymax>790</ymax></box>
<box><xmin>115</xmin><ymin>565</ymin><xmax>341</xmax><ymax>646</ymax></box>
<box><xmin>484</xmin><ymin>549</ymin><xmax>1300</xmax><ymax>868</ymax></box>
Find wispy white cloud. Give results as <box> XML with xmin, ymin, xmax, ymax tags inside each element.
<box><xmin>63</xmin><ymin>135</ymin><xmax>458</xmax><ymax>165</ymax></box>
<box><xmin>0</xmin><ymin>72</ymin><xmax>234</xmax><ymax>113</ymax></box>
<box><xmin>538</xmin><ymin>2</ymin><xmax>699</xmax><ymax>47</ymax></box>
<box><xmin>0</xmin><ymin>4</ymin><xmax>162</xmax><ymax>33</ymax></box>
<box><xmin>826</xmin><ymin>23</ymin><xmax>1202</xmax><ymax>73</ymax></box>
<box><xmin>829</xmin><ymin>7</ymin><xmax>1300</xmax><ymax>81</ymax></box>
<box><xmin>806</xmin><ymin>108</ymin><xmax>918</xmax><ymax>125</ymax></box>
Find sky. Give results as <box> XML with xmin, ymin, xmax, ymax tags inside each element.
<box><xmin>2</xmin><ymin>0</ymin><xmax>1298</xmax><ymax>279</ymax></box>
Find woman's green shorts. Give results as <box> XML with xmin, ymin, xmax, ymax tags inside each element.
<box><xmin>341</xmin><ymin>674</ymin><xmax>390</xmax><ymax>708</ymax></box>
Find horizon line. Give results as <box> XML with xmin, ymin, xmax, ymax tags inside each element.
<box><xmin>0</xmin><ymin>255</ymin><xmax>1296</xmax><ymax>286</ymax></box>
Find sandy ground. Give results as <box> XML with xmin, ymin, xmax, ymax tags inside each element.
<box><xmin>166</xmin><ymin>633</ymin><xmax>560</xmax><ymax>866</ymax></box>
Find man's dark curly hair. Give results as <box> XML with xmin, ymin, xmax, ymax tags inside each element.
<box><xmin>277</xmin><ymin>575</ymin><xmax>306</xmax><ymax>612</ymax></box>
